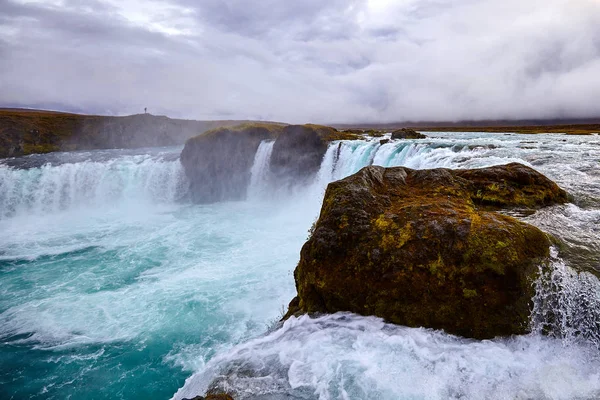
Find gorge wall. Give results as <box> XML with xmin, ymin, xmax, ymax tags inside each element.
<box><xmin>180</xmin><ymin>123</ymin><xmax>359</xmax><ymax>203</ymax></box>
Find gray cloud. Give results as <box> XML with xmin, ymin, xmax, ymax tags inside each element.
<box><xmin>0</xmin><ymin>0</ymin><xmax>599</xmax><ymax>123</ymax></box>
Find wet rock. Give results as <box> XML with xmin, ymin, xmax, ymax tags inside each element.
<box><xmin>365</xmin><ymin>129</ymin><xmax>385</xmax><ymax>137</ymax></box>
<box><xmin>181</xmin><ymin>123</ymin><xmax>357</xmax><ymax>203</ymax></box>
<box><xmin>183</xmin><ymin>394</ymin><xmax>234</xmax><ymax>400</ymax></box>
<box><xmin>180</xmin><ymin>123</ymin><xmax>283</xmax><ymax>203</ymax></box>
<box><xmin>455</xmin><ymin>162</ymin><xmax>570</xmax><ymax>209</ymax></box>
<box><xmin>285</xmin><ymin>163</ymin><xmax>568</xmax><ymax>339</ymax></box>
<box><xmin>270</xmin><ymin>125</ymin><xmax>336</xmax><ymax>184</ymax></box>
<box><xmin>391</xmin><ymin>128</ymin><xmax>427</xmax><ymax>139</ymax></box>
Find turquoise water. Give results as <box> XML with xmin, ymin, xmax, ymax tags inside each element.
<box><xmin>0</xmin><ymin>201</ymin><xmax>310</xmax><ymax>399</ymax></box>
<box><xmin>2</xmin><ymin>133</ymin><xmax>600</xmax><ymax>399</ymax></box>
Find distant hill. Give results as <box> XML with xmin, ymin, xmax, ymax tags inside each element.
<box><xmin>0</xmin><ymin>109</ymin><xmax>283</xmax><ymax>158</ymax></box>
<box><xmin>335</xmin><ymin>118</ymin><xmax>600</xmax><ymax>135</ymax></box>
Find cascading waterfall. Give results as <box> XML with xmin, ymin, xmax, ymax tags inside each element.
<box><xmin>0</xmin><ymin>151</ymin><xmax>188</xmax><ymax>218</ymax></box>
<box><xmin>311</xmin><ymin>138</ymin><xmax>508</xmax><ymax>186</ymax></box>
<box><xmin>173</xmin><ymin>135</ymin><xmax>600</xmax><ymax>399</ymax></box>
<box><xmin>237</xmin><ymin>136</ymin><xmax>600</xmax><ymax>347</ymax></box>
<box><xmin>247</xmin><ymin>140</ymin><xmax>275</xmax><ymax>200</ymax></box>
<box><xmin>3</xmin><ymin>132</ymin><xmax>600</xmax><ymax>400</ymax></box>
<box><xmin>531</xmin><ymin>249</ymin><xmax>600</xmax><ymax>346</ymax></box>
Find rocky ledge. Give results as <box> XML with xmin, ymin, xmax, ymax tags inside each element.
<box><xmin>180</xmin><ymin>123</ymin><xmax>360</xmax><ymax>203</ymax></box>
<box><xmin>285</xmin><ymin>163</ymin><xmax>568</xmax><ymax>339</ymax></box>
<box><xmin>182</xmin><ymin>394</ymin><xmax>233</xmax><ymax>400</ymax></box>
<box><xmin>391</xmin><ymin>127</ymin><xmax>427</xmax><ymax>139</ymax></box>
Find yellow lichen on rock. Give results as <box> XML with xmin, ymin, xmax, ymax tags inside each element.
<box><xmin>286</xmin><ymin>163</ymin><xmax>568</xmax><ymax>339</ymax></box>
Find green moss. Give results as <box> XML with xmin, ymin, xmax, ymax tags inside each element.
<box><xmin>21</xmin><ymin>143</ymin><xmax>60</xmax><ymax>154</ymax></box>
<box><xmin>206</xmin><ymin>122</ymin><xmax>285</xmax><ymax>134</ymax></box>
<box><xmin>374</xmin><ymin>214</ymin><xmax>394</xmax><ymax>230</ymax></box>
<box><xmin>339</xmin><ymin>215</ymin><xmax>349</xmax><ymax>230</ymax></box>
<box><xmin>287</xmin><ymin>164</ymin><xmax>560</xmax><ymax>339</ymax></box>
<box><xmin>428</xmin><ymin>254</ymin><xmax>447</xmax><ymax>282</ymax></box>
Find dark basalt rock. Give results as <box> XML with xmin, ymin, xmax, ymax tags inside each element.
<box><xmin>285</xmin><ymin>163</ymin><xmax>568</xmax><ymax>339</ymax></box>
<box><xmin>181</xmin><ymin>123</ymin><xmax>360</xmax><ymax>203</ymax></box>
<box><xmin>391</xmin><ymin>128</ymin><xmax>427</xmax><ymax>139</ymax></box>
<box><xmin>180</xmin><ymin>124</ymin><xmax>283</xmax><ymax>203</ymax></box>
<box><xmin>270</xmin><ymin>125</ymin><xmax>334</xmax><ymax>184</ymax></box>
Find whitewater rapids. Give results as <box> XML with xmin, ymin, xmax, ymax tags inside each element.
<box><xmin>1</xmin><ymin>133</ymin><xmax>600</xmax><ymax>399</ymax></box>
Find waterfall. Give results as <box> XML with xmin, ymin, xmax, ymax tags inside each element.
<box><xmin>315</xmin><ymin>139</ymin><xmax>600</xmax><ymax>345</ymax></box>
<box><xmin>0</xmin><ymin>152</ymin><xmax>188</xmax><ymax>219</ymax></box>
<box><xmin>314</xmin><ymin>139</ymin><xmax>466</xmax><ymax>185</ymax></box>
<box><xmin>531</xmin><ymin>249</ymin><xmax>600</xmax><ymax>346</ymax></box>
<box><xmin>247</xmin><ymin>140</ymin><xmax>275</xmax><ymax>199</ymax></box>
<box><xmin>312</xmin><ymin>138</ymin><xmax>534</xmax><ymax>187</ymax></box>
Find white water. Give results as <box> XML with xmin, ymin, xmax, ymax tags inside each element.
<box><xmin>175</xmin><ymin>314</ymin><xmax>600</xmax><ymax>400</ymax></box>
<box><xmin>248</xmin><ymin>141</ymin><xmax>275</xmax><ymax>200</ymax></box>
<box><xmin>0</xmin><ymin>149</ymin><xmax>187</xmax><ymax>219</ymax></box>
<box><xmin>1</xmin><ymin>133</ymin><xmax>600</xmax><ymax>399</ymax></box>
<box><xmin>531</xmin><ymin>249</ymin><xmax>600</xmax><ymax>347</ymax></box>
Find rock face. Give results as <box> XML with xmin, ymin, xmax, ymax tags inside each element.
<box><xmin>454</xmin><ymin>163</ymin><xmax>570</xmax><ymax>210</ymax></box>
<box><xmin>391</xmin><ymin>128</ymin><xmax>427</xmax><ymax>139</ymax></box>
<box><xmin>180</xmin><ymin>124</ymin><xmax>283</xmax><ymax>203</ymax></box>
<box><xmin>181</xmin><ymin>123</ymin><xmax>360</xmax><ymax>203</ymax></box>
<box><xmin>286</xmin><ymin>163</ymin><xmax>568</xmax><ymax>339</ymax></box>
<box><xmin>270</xmin><ymin>124</ymin><xmax>342</xmax><ymax>184</ymax></box>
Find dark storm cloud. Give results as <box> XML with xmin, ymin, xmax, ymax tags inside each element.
<box><xmin>0</xmin><ymin>0</ymin><xmax>599</xmax><ymax>123</ymax></box>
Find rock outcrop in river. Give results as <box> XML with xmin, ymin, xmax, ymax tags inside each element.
<box><xmin>285</xmin><ymin>163</ymin><xmax>568</xmax><ymax>339</ymax></box>
<box><xmin>180</xmin><ymin>123</ymin><xmax>282</xmax><ymax>203</ymax></box>
<box><xmin>391</xmin><ymin>128</ymin><xmax>427</xmax><ymax>139</ymax></box>
<box><xmin>180</xmin><ymin>123</ymin><xmax>359</xmax><ymax>203</ymax></box>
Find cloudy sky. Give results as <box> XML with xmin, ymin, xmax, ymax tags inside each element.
<box><xmin>1</xmin><ymin>0</ymin><xmax>599</xmax><ymax>123</ymax></box>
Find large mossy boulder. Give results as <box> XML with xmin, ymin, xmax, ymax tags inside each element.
<box><xmin>285</xmin><ymin>163</ymin><xmax>568</xmax><ymax>339</ymax></box>
<box><xmin>181</xmin><ymin>123</ymin><xmax>360</xmax><ymax>203</ymax></box>
<box><xmin>391</xmin><ymin>128</ymin><xmax>427</xmax><ymax>139</ymax></box>
<box><xmin>455</xmin><ymin>163</ymin><xmax>570</xmax><ymax>210</ymax></box>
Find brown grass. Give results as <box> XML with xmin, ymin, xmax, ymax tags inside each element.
<box><xmin>416</xmin><ymin>124</ymin><xmax>599</xmax><ymax>135</ymax></box>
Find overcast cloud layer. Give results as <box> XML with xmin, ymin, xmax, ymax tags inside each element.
<box><xmin>1</xmin><ymin>0</ymin><xmax>599</xmax><ymax>123</ymax></box>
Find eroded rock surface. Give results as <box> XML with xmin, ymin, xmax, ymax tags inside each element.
<box><xmin>286</xmin><ymin>163</ymin><xmax>568</xmax><ymax>339</ymax></box>
<box><xmin>181</xmin><ymin>123</ymin><xmax>360</xmax><ymax>203</ymax></box>
<box><xmin>180</xmin><ymin>124</ymin><xmax>281</xmax><ymax>203</ymax></box>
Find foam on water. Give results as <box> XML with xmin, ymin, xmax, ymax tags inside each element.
<box><xmin>0</xmin><ymin>149</ymin><xmax>187</xmax><ymax>219</ymax></box>
<box><xmin>531</xmin><ymin>249</ymin><xmax>600</xmax><ymax>347</ymax></box>
<box><xmin>1</xmin><ymin>132</ymin><xmax>600</xmax><ymax>399</ymax></box>
<box><xmin>174</xmin><ymin>313</ymin><xmax>600</xmax><ymax>400</ymax></box>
